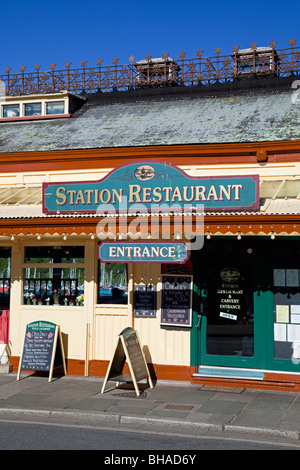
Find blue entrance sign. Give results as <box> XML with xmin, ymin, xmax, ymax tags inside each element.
<box><xmin>98</xmin><ymin>241</ymin><xmax>189</xmax><ymax>263</ymax></box>
<box><xmin>42</xmin><ymin>161</ymin><xmax>259</xmax><ymax>214</ymax></box>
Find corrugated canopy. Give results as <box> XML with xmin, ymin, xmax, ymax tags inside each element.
<box><xmin>0</xmin><ymin>179</ymin><xmax>299</xmax><ymax>218</ymax></box>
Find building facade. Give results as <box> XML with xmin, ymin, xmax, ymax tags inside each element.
<box><xmin>1</xmin><ymin>42</ymin><xmax>300</xmax><ymax>390</ymax></box>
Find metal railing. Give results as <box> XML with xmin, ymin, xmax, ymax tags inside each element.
<box><xmin>0</xmin><ymin>39</ymin><xmax>299</xmax><ymax>96</ymax></box>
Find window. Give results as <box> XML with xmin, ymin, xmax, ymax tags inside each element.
<box><xmin>0</xmin><ymin>247</ymin><xmax>11</xmax><ymax>309</ymax></box>
<box><xmin>23</xmin><ymin>246</ymin><xmax>84</xmax><ymax>306</ymax></box>
<box><xmin>46</xmin><ymin>101</ymin><xmax>65</xmax><ymax>115</ymax></box>
<box><xmin>24</xmin><ymin>103</ymin><xmax>42</xmax><ymax>116</ymax></box>
<box><xmin>1</xmin><ymin>98</ymin><xmax>67</xmax><ymax>120</ymax></box>
<box><xmin>3</xmin><ymin>104</ymin><xmax>20</xmax><ymax>118</ymax></box>
<box><xmin>98</xmin><ymin>261</ymin><xmax>128</xmax><ymax>304</ymax></box>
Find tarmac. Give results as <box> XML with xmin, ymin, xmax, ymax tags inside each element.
<box><xmin>1</xmin><ymin>371</ymin><xmax>300</xmax><ymax>443</ymax></box>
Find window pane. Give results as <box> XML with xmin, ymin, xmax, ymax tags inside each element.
<box><xmin>3</xmin><ymin>104</ymin><xmax>20</xmax><ymax>118</ymax></box>
<box><xmin>24</xmin><ymin>103</ymin><xmax>42</xmax><ymax>116</ymax></box>
<box><xmin>23</xmin><ymin>266</ymin><xmax>84</xmax><ymax>305</ymax></box>
<box><xmin>98</xmin><ymin>261</ymin><xmax>128</xmax><ymax>304</ymax></box>
<box><xmin>25</xmin><ymin>246</ymin><xmax>84</xmax><ymax>263</ymax></box>
<box><xmin>46</xmin><ymin>101</ymin><xmax>65</xmax><ymax>115</ymax></box>
<box><xmin>0</xmin><ymin>247</ymin><xmax>11</xmax><ymax>309</ymax></box>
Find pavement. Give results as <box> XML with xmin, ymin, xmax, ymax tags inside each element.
<box><xmin>1</xmin><ymin>371</ymin><xmax>300</xmax><ymax>442</ymax></box>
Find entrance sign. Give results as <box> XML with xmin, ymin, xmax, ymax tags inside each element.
<box><xmin>43</xmin><ymin>161</ymin><xmax>259</xmax><ymax>214</ymax></box>
<box><xmin>17</xmin><ymin>321</ymin><xmax>66</xmax><ymax>382</ymax></box>
<box><xmin>161</xmin><ymin>274</ymin><xmax>193</xmax><ymax>327</ymax></box>
<box><xmin>101</xmin><ymin>327</ymin><xmax>153</xmax><ymax>396</ymax></box>
<box><xmin>98</xmin><ymin>241</ymin><xmax>188</xmax><ymax>263</ymax></box>
<box><xmin>134</xmin><ymin>284</ymin><xmax>157</xmax><ymax>317</ymax></box>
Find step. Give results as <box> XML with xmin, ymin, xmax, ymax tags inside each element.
<box><xmin>194</xmin><ymin>366</ymin><xmax>264</xmax><ymax>381</ymax></box>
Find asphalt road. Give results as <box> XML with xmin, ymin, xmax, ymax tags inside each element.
<box><xmin>1</xmin><ymin>415</ymin><xmax>300</xmax><ymax>451</ymax></box>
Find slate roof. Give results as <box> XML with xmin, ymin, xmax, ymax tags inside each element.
<box><xmin>0</xmin><ymin>84</ymin><xmax>299</xmax><ymax>153</ymax></box>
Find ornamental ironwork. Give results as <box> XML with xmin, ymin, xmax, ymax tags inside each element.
<box><xmin>0</xmin><ymin>39</ymin><xmax>299</xmax><ymax>96</ymax></box>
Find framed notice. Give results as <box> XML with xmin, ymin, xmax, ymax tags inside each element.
<box><xmin>161</xmin><ymin>274</ymin><xmax>193</xmax><ymax>328</ymax></box>
<box><xmin>134</xmin><ymin>284</ymin><xmax>157</xmax><ymax>317</ymax></box>
<box><xmin>17</xmin><ymin>321</ymin><xmax>66</xmax><ymax>382</ymax></box>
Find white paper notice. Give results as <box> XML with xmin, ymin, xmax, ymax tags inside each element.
<box><xmin>293</xmin><ymin>343</ymin><xmax>300</xmax><ymax>359</ymax></box>
<box><xmin>274</xmin><ymin>323</ymin><xmax>286</xmax><ymax>342</ymax></box>
<box><xmin>287</xmin><ymin>324</ymin><xmax>300</xmax><ymax>342</ymax></box>
<box><xmin>286</xmin><ymin>269</ymin><xmax>299</xmax><ymax>287</ymax></box>
<box><xmin>273</xmin><ymin>269</ymin><xmax>285</xmax><ymax>287</ymax></box>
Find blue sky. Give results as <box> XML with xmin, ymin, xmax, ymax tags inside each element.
<box><xmin>1</xmin><ymin>0</ymin><xmax>299</xmax><ymax>73</ymax></box>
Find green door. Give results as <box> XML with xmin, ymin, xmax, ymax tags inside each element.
<box><xmin>192</xmin><ymin>238</ymin><xmax>263</xmax><ymax>370</ymax></box>
<box><xmin>191</xmin><ymin>237</ymin><xmax>300</xmax><ymax>374</ymax></box>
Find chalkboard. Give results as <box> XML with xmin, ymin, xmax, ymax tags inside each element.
<box><xmin>17</xmin><ymin>321</ymin><xmax>66</xmax><ymax>382</ymax></box>
<box><xmin>161</xmin><ymin>274</ymin><xmax>193</xmax><ymax>327</ymax></box>
<box><xmin>134</xmin><ymin>284</ymin><xmax>156</xmax><ymax>317</ymax></box>
<box><xmin>101</xmin><ymin>327</ymin><xmax>153</xmax><ymax>396</ymax></box>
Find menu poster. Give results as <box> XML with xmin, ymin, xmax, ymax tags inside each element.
<box><xmin>134</xmin><ymin>284</ymin><xmax>157</xmax><ymax>317</ymax></box>
<box><xmin>101</xmin><ymin>327</ymin><xmax>153</xmax><ymax>396</ymax></box>
<box><xmin>17</xmin><ymin>321</ymin><xmax>66</xmax><ymax>382</ymax></box>
<box><xmin>161</xmin><ymin>275</ymin><xmax>193</xmax><ymax>328</ymax></box>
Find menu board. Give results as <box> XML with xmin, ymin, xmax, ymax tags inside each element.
<box><xmin>17</xmin><ymin>321</ymin><xmax>66</xmax><ymax>382</ymax></box>
<box><xmin>101</xmin><ymin>327</ymin><xmax>153</xmax><ymax>396</ymax></box>
<box><xmin>134</xmin><ymin>284</ymin><xmax>156</xmax><ymax>317</ymax></box>
<box><xmin>161</xmin><ymin>275</ymin><xmax>193</xmax><ymax>327</ymax></box>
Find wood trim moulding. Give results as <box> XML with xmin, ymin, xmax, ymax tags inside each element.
<box><xmin>0</xmin><ymin>214</ymin><xmax>299</xmax><ymax>236</ymax></box>
<box><xmin>0</xmin><ymin>140</ymin><xmax>300</xmax><ymax>172</ymax></box>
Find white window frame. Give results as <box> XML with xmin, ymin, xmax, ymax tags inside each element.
<box><xmin>0</xmin><ymin>97</ymin><xmax>68</xmax><ymax>119</ymax></box>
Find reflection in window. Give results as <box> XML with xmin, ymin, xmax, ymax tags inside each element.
<box><xmin>23</xmin><ymin>246</ymin><xmax>84</xmax><ymax>306</ymax></box>
<box><xmin>24</xmin><ymin>103</ymin><xmax>42</xmax><ymax>116</ymax></box>
<box><xmin>46</xmin><ymin>101</ymin><xmax>65</xmax><ymax>115</ymax></box>
<box><xmin>23</xmin><ymin>267</ymin><xmax>84</xmax><ymax>306</ymax></box>
<box><xmin>0</xmin><ymin>247</ymin><xmax>11</xmax><ymax>309</ymax></box>
<box><xmin>24</xmin><ymin>246</ymin><xmax>84</xmax><ymax>263</ymax></box>
<box><xmin>98</xmin><ymin>261</ymin><xmax>128</xmax><ymax>304</ymax></box>
<box><xmin>3</xmin><ymin>104</ymin><xmax>20</xmax><ymax>118</ymax></box>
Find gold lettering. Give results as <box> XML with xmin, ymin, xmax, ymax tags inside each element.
<box><xmin>171</xmin><ymin>186</ymin><xmax>183</xmax><ymax>202</ymax></box>
<box><xmin>195</xmin><ymin>186</ymin><xmax>207</xmax><ymax>201</ymax></box>
<box><xmin>207</xmin><ymin>185</ymin><xmax>218</xmax><ymax>201</ymax></box>
<box><xmin>67</xmin><ymin>189</ymin><xmax>76</xmax><ymax>205</ymax></box>
<box><xmin>56</xmin><ymin>187</ymin><xmax>67</xmax><ymax>205</ymax></box>
<box><xmin>129</xmin><ymin>184</ymin><xmax>142</xmax><ymax>203</ymax></box>
<box><xmin>219</xmin><ymin>185</ymin><xmax>231</xmax><ymax>201</ymax></box>
<box><xmin>75</xmin><ymin>190</ymin><xmax>86</xmax><ymax>205</ymax></box>
<box><xmin>152</xmin><ymin>187</ymin><xmax>163</xmax><ymax>203</ymax></box>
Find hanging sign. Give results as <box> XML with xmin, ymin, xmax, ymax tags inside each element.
<box><xmin>161</xmin><ymin>274</ymin><xmax>193</xmax><ymax>327</ymax></box>
<box><xmin>17</xmin><ymin>321</ymin><xmax>66</xmax><ymax>382</ymax></box>
<box><xmin>101</xmin><ymin>327</ymin><xmax>153</xmax><ymax>396</ymax></box>
<box><xmin>43</xmin><ymin>161</ymin><xmax>259</xmax><ymax>214</ymax></box>
<box><xmin>98</xmin><ymin>241</ymin><xmax>188</xmax><ymax>263</ymax></box>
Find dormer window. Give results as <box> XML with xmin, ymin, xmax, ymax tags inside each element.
<box><xmin>0</xmin><ymin>91</ymin><xmax>85</xmax><ymax>122</ymax></box>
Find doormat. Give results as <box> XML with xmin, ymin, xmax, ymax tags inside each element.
<box><xmin>200</xmin><ymin>385</ymin><xmax>245</xmax><ymax>393</ymax></box>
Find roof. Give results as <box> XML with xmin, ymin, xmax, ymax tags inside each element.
<box><xmin>0</xmin><ymin>86</ymin><xmax>299</xmax><ymax>153</ymax></box>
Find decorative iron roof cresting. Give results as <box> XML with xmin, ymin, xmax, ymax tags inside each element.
<box><xmin>0</xmin><ymin>39</ymin><xmax>299</xmax><ymax>96</ymax></box>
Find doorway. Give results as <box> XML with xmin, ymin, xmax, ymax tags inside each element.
<box><xmin>192</xmin><ymin>237</ymin><xmax>300</xmax><ymax>374</ymax></box>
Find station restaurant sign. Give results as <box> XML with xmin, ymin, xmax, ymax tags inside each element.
<box><xmin>43</xmin><ymin>161</ymin><xmax>259</xmax><ymax>214</ymax></box>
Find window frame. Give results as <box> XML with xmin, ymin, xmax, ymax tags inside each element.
<box><xmin>0</xmin><ymin>98</ymin><xmax>68</xmax><ymax>120</ymax></box>
<box><xmin>22</xmin><ymin>244</ymin><xmax>85</xmax><ymax>307</ymax></box>
<box><xmin>97</xmin><ymin>259</ymin><xmax>128</xmax><ymax>306</ymax></box>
